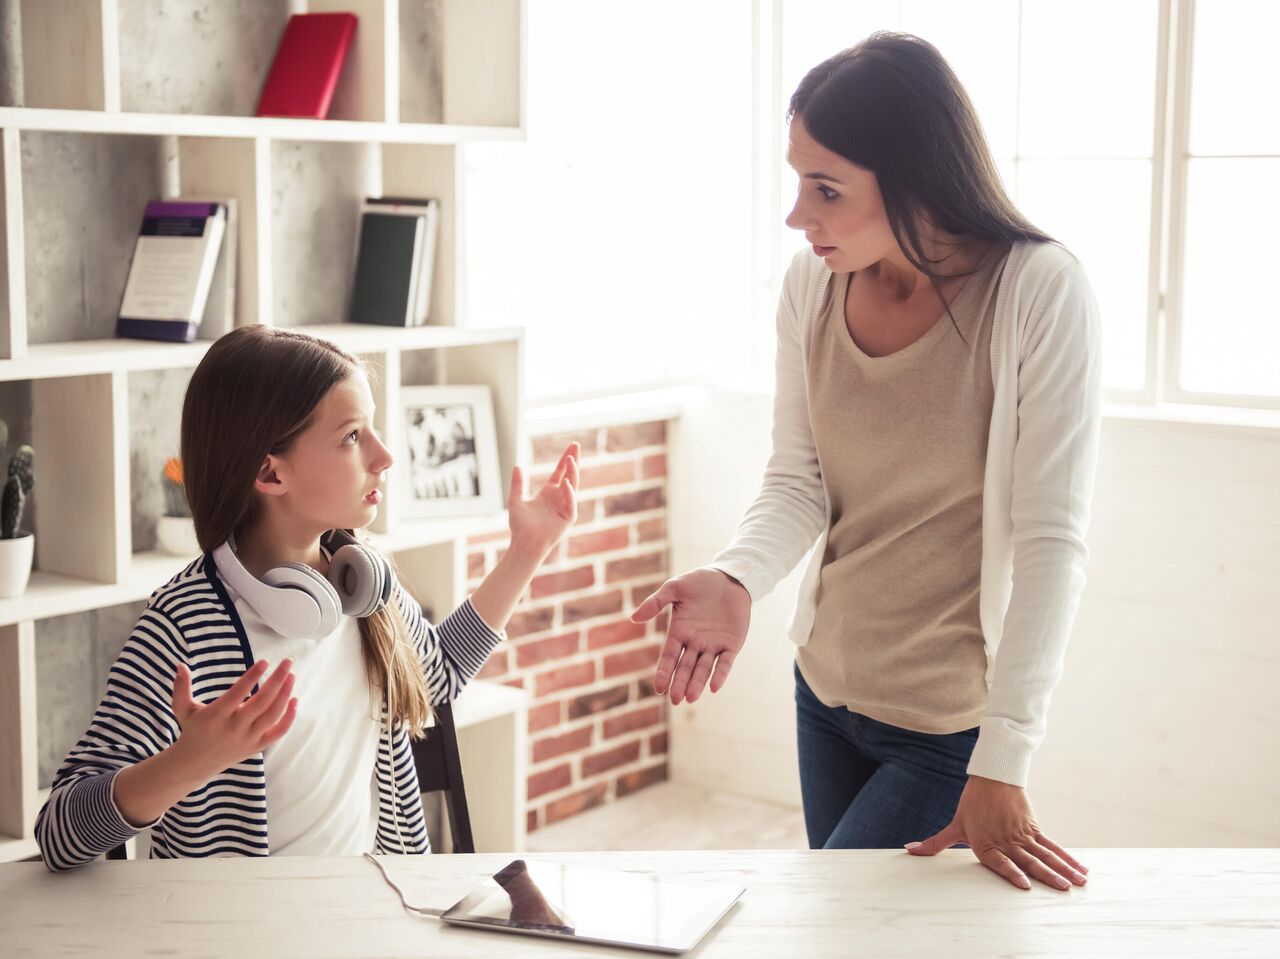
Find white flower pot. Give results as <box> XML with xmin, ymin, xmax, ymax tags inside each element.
<box><xmin>156</xmin><ymin>515</ymin><xmax>200</xmax><ymax>557</ymax></box>
<box><xmin>0</xmin><ymin>531</ymin><xmax>34</xmax><ymax>599</ymax></box>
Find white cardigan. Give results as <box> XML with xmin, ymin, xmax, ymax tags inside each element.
<box><xmin>709</xmin><ymin>240</ymin><xmax>1102</xmax><ymax>787</ymax></box>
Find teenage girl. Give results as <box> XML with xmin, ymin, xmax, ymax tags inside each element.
<box><xmin>36</xmin><ymin>325</ymin><xmax>578</xmax><ymax>870</ymax></box>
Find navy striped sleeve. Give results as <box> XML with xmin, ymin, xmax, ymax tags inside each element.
<box><xmin>34</xmin><ymin>607</ymin><xmax>184</xmax><ymax>871</ymax></box>
<box><xmin>392</xmin><ymin>577</ymin><xmax>504</xmax><ymax>705</ymax></box>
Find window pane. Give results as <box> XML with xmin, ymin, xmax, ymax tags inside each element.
<box><xmin>1188</xmin><ymin>0</ymin><xmax>1280</xmax><ymax>155</ymax></box>
<box><xmin>1016</xmin><ymin>159</ymin><xmax>1151</xmax><ymax>391</ymax></box>
<box><xmin>462</xmin><ymin>0</ymin><xmax>754</xmax><ymax>401</ymax></box>
<box><xmin>1018</xmin><ymin>0</ymin><xmax>1158</xmax><ymax>158</ymax></box>
<box><xmin>1179</xmin><ymin>158</ymin><xmax>1280</xmax><ymax>397</ymax></box>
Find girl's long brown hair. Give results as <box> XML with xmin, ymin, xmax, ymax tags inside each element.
<box><xmin>181</xmin><ymin>326</ymin><xmax>431</xmax><ymax>736</ymax></box>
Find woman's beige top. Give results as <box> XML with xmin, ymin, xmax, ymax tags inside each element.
<box><xmin>797</xmin><ymin>243</ymin><xmax>1011</xmax><ymax>734</ymax></box>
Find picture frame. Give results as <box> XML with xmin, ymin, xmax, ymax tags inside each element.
<box><xmin>398</xmin><ymin>385</ymin><xmax>503</xmax><ymax>518</ymax></box>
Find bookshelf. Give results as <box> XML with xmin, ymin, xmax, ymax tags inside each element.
<box><xmin>0</xmin><ymin>0</ymin><xmax>529</xmax><ymax>861</ymax></box>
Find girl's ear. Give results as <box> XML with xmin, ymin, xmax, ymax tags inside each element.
<box><xmin>254</xmin><ymin>455</ymin><xmax>287</xmax><ymax>497</ymax></box>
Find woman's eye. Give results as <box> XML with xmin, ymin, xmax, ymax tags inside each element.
<box><xmin>817</xmin><ymin>185</ymin><xmax>838</xmax><ymax>201</ymax></box>
<box><xmin>345</xmin><ymin>430</ymin><xmax>360</xmax><ymax>445</ymax></box>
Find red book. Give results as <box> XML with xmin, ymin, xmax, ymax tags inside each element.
<box><xmin>256</xmin><ymin>13</ymin><xmax>358</xmax><ymax>119</ymax></box>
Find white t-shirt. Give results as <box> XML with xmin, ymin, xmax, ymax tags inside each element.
<box><xmin>219</xmin><ymin>574</ymin><xmax>383</xmax><ymax>856</ymax></box>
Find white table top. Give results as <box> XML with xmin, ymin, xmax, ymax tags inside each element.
<box><xmin>2</xmin><ymin>849</ymin><xmax>1277</xmax><ymax>957</ymax></box>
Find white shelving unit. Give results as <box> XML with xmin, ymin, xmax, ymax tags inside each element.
<box><xmin>0</xmin><ymin>0</ymin><xmax>529</xmax><ymax>862</ymax></box>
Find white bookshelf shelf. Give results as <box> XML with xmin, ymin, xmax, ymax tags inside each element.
<box><xmin>0</xmin><ymin>0</ymin><xmax>530</xmax><ymax>864</ymax></box>
<box><xmin>0</xmin><ymin>107</ymin><xmax>524</xmax><ymax>146</ymax></box>
<box><xmin>0</xmin><ymin>326</ymin><xmax>524</xmax><ymax>382</ymax></box>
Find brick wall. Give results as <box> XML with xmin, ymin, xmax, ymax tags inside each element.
<box><xmin>465</xmin><ymin>419</ymin><xmax>672</xmax><ymax>834</ymax></box>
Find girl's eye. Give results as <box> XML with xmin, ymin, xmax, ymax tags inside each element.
<box><xmin>345</xmin><ymin>430</ymin><xmax>360</xmax><ymax>445</ymax></box>
<box><xmin>817</xmin><ymin>185</ymin><xmax>838</xmax><ymax>201</ymax></box>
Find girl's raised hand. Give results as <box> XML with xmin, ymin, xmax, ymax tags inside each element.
<box><xmin>170</xmin><ymin>659</ymin><xmax>298</xmax><ymax>779</ymax></box>
<box><xmin>508</xmin><ymin>442</ymin><xmax>579</xmax><ymax>559</ymax></box>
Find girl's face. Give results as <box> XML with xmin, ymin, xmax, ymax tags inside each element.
<box><xmin>259</xmin><ymin>372</ymin><xmax>393</xmax><ymax>533</ymax></box>
<box><xmin>784</xmin><ymin>115</ymin><xmax>900</xmax><ymax>274</ymax></box>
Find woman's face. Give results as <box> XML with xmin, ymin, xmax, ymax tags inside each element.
<box><xmin>785</xmin><ymin>115</ymin><xmax>900</xmax><ymax>274</ymax></box>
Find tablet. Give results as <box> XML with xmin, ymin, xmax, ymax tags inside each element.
<box><xmin>440</xmin><ymin>859</ymin><xmax>744</xmax><ymax>954</ymax></box>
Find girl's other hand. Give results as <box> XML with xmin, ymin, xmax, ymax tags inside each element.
<box><xmin>508</xmin><ymin>442</ymin><xmax>579</xmax><ymax>560</ymax></box>
<box><xmin>170</xmin><ymin>659</ymin><xmax>298</xmax><ymax>779</ymax></box>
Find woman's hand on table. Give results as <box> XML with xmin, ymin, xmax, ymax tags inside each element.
<box><xmin>905</xmin><ymin>775</ymin><xmax>1089</xmax><ymax>891</ymax></box>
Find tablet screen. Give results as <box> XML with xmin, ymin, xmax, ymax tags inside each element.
<box><xmin>441</xmin><ymin>859</ymin><xmax>744</xmax><ymax>954</ymax></box>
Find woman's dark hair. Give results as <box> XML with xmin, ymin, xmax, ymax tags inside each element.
<box><xmin>789</xmin><ymin>32</ymin><xmax>1052</xmax><ymax>304</ymax></box>
<box><xmin>181</xmin><ymin>325</ymin><xmax>432</xmax><ymax>735</ymax></box>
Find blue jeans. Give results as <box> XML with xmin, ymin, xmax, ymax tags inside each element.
<box><xmin>794</xmin><ymin>662</ymin><xmax>979</xmax><ymax>849</ymax></box>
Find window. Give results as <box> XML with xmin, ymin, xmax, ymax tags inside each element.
<box><xmin>461</xmin><ymin>0</ymin><xmax>755</xmax><ymax>403</ymax></box>
<box><xmin>775</xmin><ymin>0</ymin><xmax>1159</xmax><ymax>394</ymax></box>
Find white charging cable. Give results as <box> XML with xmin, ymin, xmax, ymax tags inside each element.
<box><xmin>362</xmin><ymin>851</ymin><xmax>444</xmax><ymax>918</ymax></box>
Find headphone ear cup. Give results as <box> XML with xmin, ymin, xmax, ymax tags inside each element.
<box><xmin>262</xmin><ymin>563</ymin><xmax>342</xmax><ymax>636</ymax></box>
<box><xmin>327</xmin><ymin>545</ymin><xmax>389</xmax><ymax>619</ymax></box>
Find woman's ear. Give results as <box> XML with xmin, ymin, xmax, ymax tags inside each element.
<box><xmin>254</xmin><ymin>455</ymin><xmax>287</xmax><ymax>496</ymax></box>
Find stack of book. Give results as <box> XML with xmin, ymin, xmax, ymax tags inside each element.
<box><xmin>350</xmin><ymin>197</ymin><xmax>441</xmax><ymax>327</ymax></box>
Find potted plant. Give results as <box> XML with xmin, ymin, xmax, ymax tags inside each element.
<box><xmin>155</xmin><ymin>457</ymin><xmax>199</xmax><ymax>557</ymax></box>
<box><xmin>0</xmin><ymin>417</ymin><xmax>35</xmax><ymax>599</ymax></box>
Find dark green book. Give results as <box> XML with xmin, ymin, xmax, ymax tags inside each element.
<box><xmin>349</xmin><ymin>211</ymin><xmax>424</xmax><ymax>326</ymax></box>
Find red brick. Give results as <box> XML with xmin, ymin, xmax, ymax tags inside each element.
<box><xmin>475</xmin><ymin>649</ymin><xmax>509</xmax><ymax>680</ymax></box>
<box><xmin>580</xmin><ymin>461</ymin><xmax>636</xmax><ymax>490</ymax></box>
<box><xmin>650</xmin><ymin>731</ymin><xmax>668</xmax><ymax>755</ymax></box>
<box><xmin>507</xmin><ymin>606</ymin><xmax>556</xmax><ymax>637</ymax></box>
<box><xmin>504</xmin><ymin>677</ymin><xmax>526</xmax><ymax>690</ymax></box>
<box><xmin>636</xmin><ymin>676</ymin><xmax>658</xmax><ymax>700</ymax></box>
<box><xmin>641</xmin><ymin>454</ymin><xmax>667</xmax><ymax>479</ymax></box>
<box><xmin>605</xmin><ymin>421</ymin><xmax>666</xmax><ymax>452</ymax></box>
<box><xmin>574</xmin><ymin>500</ymin><xmax>598</xmax><ymax>526</ymax></box>
<box><xmin>534</xmin><ymin>661</ymin><xmax>596</xmax><ymax>698</ymax></box>
<box><xmin>532</xmin><ymin>725</ymin><xmax>593</xmax><ymax>763</ymax></box>
<box><xmin>527</xmin><ymin>810</ymin><xmax>539</xmax><ymax>834</ymax></box>
<box><xmin>616</xmin><ymin>763</ymin><xmax>668</xmax><ymax>798</ymax></box>
<box><xmin>562</xmin><ymin>590</ymin><xmax>624</xmax><ymax>624</ymax></box>
<box><xmin>527</xmin><ymin>763</ymin><xmax>571</xmax><ymax>800</ymax></box>
<box><xmin>516</xmin><ymin>630</ymin><xmax>581</xmax><ymax>669</ymax></box>
<box><xmin>586</xmin><ymin>619</ymin><xmax>647</xmax><ymax>650</ymax></box>
<box><xmin>567</xmin><ymin>526</ymin><xmax>630</xmax><ymax>559</ymax></box>
<box><xmin>603</xmin><ymin>704</ymin><xmax>662</xmax><ymax>739</ymax></box>
<box><xmin>605</xmin><ymin>552</ymin><xmax>666</xmax><ymax>584</ymax></box>
<box><xmin>533</xmin><ymin>430</ymin><xmax>599</xmax><ymax>464</ymax></box>
<box><xmin>544</xmin><ymin>783</ymin><xmax>608</xmax><ymax>826</ymax></box>
<box><xmin>603</xmin><ymin>643</ymin><xmax>663</xmax><ymax>679</ymax></box>
<box><xmin>467</xmin><ymin>551</ymin><xmax>487</xmax><ymax>579</ymax></box>
<box><xmin>528</xmin><ymin>701</ymin><xmax>561</xmax><ymax>734</ymax></box>
<box><xmin>637</xmin><ymin>517</ymin><xmax>666</xmax><ymax>544</ymax></box>
<box><xmin>603</xmin><ymin>487</ymin><xmax>665</xmax><ymax>517</ymax></box>
<box><xmin>567</xmin><ymin>684</ymin><xmax>630</xmax><ymax>720</ymax></box>
<box><xmin>630</xmin><ymin>579</ymin><xmax>666</xmax><ymax>607</ymax></box>
<box><xmin>531</xmin><ymin>565</ymin><xmax>594</xmax><ymax>599</ymax></box>
<box><xmin>582</xmin><ymin>741</ymin><xmax>642</xmax><ymax>778</ymax></box>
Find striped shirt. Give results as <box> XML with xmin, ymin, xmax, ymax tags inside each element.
<box><xmin>34</xmin><ymin>554</ymin><xmax>504</xmax><ymax>871</ymax></box>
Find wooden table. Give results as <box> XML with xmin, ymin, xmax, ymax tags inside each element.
<box><xmin>2</xmin><ymin>849</ymin><xmax>1277</xmax><ymax>957</ymax></box>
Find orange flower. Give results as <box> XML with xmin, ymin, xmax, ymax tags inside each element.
<box><xmin>163</xmin><ymin>457</ymin><xmax>184</xmax><ymax>486</ymax></box>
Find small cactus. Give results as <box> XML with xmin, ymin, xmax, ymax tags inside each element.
<box><xmin>161</xmin><ymin>456</ymin><xmax>191</xmax><ymax>518</ymax></box>
<box><xmin>1</xmin><ymin>474</ymin><xmax>24</xmax><ymax>539</ymax></box>
<box><xmin>8</xmin><ymin>444</ymin><xmax>33</xmax><ymax>495</ymax></box>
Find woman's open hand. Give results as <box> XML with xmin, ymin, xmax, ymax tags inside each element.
<box><xmin>631</xmin><ymin>568</ymin><xmax>752</xmax><ymax>705</ymax></box>
<box><xmin>906</xmin><ymin>775</ymin><xmax>1089</xmax><ymax>891</ymax></box>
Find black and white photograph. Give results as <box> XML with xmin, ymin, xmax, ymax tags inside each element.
<box><xmin>398</xmin><ymin>385</ymin><xmax>502</xmax><ymax>518</ymax></box>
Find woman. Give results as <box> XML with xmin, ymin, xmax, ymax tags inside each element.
<box><xmin>632</xmin><ymin>32</ymin><xmax>1100</xmax><ymax>892</ymax></box>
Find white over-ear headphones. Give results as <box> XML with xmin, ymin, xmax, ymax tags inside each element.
<box><xmin>213</xmin><ymin>528</ymin><xmax>392</xmax><ymax>640</ymax></box>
